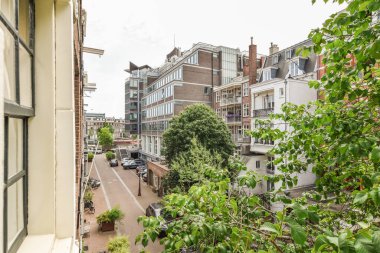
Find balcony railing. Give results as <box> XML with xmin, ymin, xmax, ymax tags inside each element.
<box><xmin>254</xmin><ymin>138</ymin><xmax>274</xmax><ymax>145</ymax></box>
<box><xmin>225</xmin><ymin>115</ymin><xmax>241</xmax><ymax>124</ymax></box>
<box><xmin>220</xmin><ymin>96</ymin><xmax>242</xmax><ymax>106</ymax></box>
<box><xmin>252</xmin><ymin>108</ymin><xmax>274</xmax><ymax>118</ymax></box>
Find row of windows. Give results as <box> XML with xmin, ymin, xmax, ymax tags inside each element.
<box><xmin>142</xmin><ymin>136</ymin><xmax>162</xmax><ymax>156</ymax></box>
<box><xmin>145</xmin><ymin>85</ymin><xmax>174</xmax><ymax>106</ymax></box>
<box><xmin>145</xmin><ymin>102</ymin><xmax>174</xmax><ymax>118</ymax></box>
<box><xmin>262</xmin><ymin>59</ymin><xmax>303</xmax><ymax>82</ymax></box>
<box><xmin>185</xmin><ymin>52</ymin><xmax>198</xmax><ymax>64</ymax></box>
<box><xmin>146</xmin><ymin>67</ymin><xmax>183</xmax><ymax>94</ymax></box>
<box><xmin>142</xmin><ymin>121</ymin><xmax>169</xmax><ymax>131</ymax></box>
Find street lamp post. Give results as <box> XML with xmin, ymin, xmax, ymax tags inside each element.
<box><xmin>138</xmin><ymin>172</ymin><xmax>142</xmax><ymax>196</ymax></box>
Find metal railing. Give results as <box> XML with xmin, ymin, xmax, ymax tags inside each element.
<box><xmin>225</xmin><ymin>115</ymin><xmax>241</xmax><ymax>124</ymax></box>
<box><xmin>254</xmin><ymin>138</ymin><xmax>274</xmax><ymax>145</ymax></box>
<box><xmin>252</xmin><ymin>108</ymin><xmax>274</xmax><ymax>118</ymax></box>
<box><xmin>220</xmin><ymin>96</ymin><xmax>242</xmax><ymax>106</ymax></box>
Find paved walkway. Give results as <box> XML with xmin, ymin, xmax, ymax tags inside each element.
<box><xmin>83</xmin><ymin>155</ymin><xmax>164</xmax><ymax>253</ymax></box>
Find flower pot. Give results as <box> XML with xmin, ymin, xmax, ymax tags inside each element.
<box><xmin>100</xmin><ymin>221</ymin><xmax>115</xmax><ymax>232</ymax></box>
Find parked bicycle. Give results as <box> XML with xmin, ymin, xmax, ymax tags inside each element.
<box><xmin>84</xmin><ymin>200</ymin><xmax>95</xmax><ymax>214</ymax></box>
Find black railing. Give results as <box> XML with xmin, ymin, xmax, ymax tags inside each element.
<box><xmin>252</xmin><ymin>108</ymin><xmax>274</xmax><ymax>117</ymax></box>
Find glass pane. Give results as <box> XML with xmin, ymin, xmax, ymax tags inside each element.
<box><xmin>19</xmin><ymin>44</ymin><xmax>32</xmax><ymax>107</ymax></box>
<box><xmin>1</xmin><ymin>0</ymin><xmax>16</xmax><ymax>26</ymax></box>
<box><xmin>8</xmin><ymin>118</ymin><xmax>23</xmax><ymax>179</ymax></box>
<box><xmin>1</xmin><ymin>22</ymin><xmax>16</xmax><ymax>101</ymax></box>
<box><xmin>7</xmin><ymin>179</ymin><xmax>24</xmax><ymax>248</ymax></box>
<box><xmin>19</xmin><ymin>0</ymin><xmax>30</xmax><ymax>45</ymax></box>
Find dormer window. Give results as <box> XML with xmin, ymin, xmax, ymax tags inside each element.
<box><xmin>272</xmin><ymin>54</ymin><xmax>279</xmax><ymax>64</ymax></box>
<box><xmin>262</xmin><ymin>67</ymin><xmax>278</xmax><ymax>82</ymax></box>
<box><xmin>285</xmin><ymin>49</ymin><xmax>294</xmax><ymax>59</ymax></box>
<box><xmin>288</xmin><ymin>57</ymin><xmax>307</xmax><ymax>77</ymax></box>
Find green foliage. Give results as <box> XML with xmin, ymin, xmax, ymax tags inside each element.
<box><xmin>105</xmin><ymin>151</ymin><xmax>116</xmax><ymax>161</ymax></box>
<box><xmin>137</xmin><ymin>0</ymin><xmax>380</xmax><ymax>252</ymax></box>
<box><xmin>98</xmin><ymin>127</ymin><xmax>114</xmax><ymax>150</ymax></box>
<box><xmin>96</xmin><ymin>206</ymin><xmax>124</xmax><ymax>224</ymax></box>
<box><xmin>83</xmin><ymin>189</ymin><xmax>93</xmax><ymax>203</ymax></box>
<box><xmin>107</xmin><ymin>236</ymin><xmax>130</xmax><ymax>253</ymax></box>
<box><xmin>162</xmin><ymin>103</ymin><xmax>234</xmax><ymax>165</ymax></box>
<box><xmin>87</xmin><ymin>152</ymin><xmax>94</xmax><ymax>161</ymax></box>
<box><xmin>162</xmin><ymin>138</ymin><xmax>229</xmax><ymax>193</ymax></box>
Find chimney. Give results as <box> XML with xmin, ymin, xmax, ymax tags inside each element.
<box><xmin>249</xmin><ymin>37</ymin><xmax>257</xmax><ymax>85</ymax></box>
<box><xmin>269</xmin><ymin>42</ymin><xmax>279</xmax><ymax>55</ymax></box>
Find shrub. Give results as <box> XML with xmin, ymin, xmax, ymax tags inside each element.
<box><xmin>105</xmin><ymin>151</ymin><xmax>115</xmax><ymax>161</ymax></box>
<box><xmin>83</xmin><ymin>189</ymin><xmax>93</xmax><ymax>203</ymax></box>
<box><xmin>87</xmin><ymin>152</ymin><xmax>94</xmax><ymax>161</ymax></box>
<box><xmin>96</xmin><ymin>206</ymin><xmax>124</xmax><ymax>224</ymax></box>
<box><xmin>107</xmin><ymin>236</ymin><xmax>130</xmax><ymax>253</ymax></box>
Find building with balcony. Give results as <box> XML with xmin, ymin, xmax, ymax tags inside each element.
<box><xmin>85</xmin><ymin>113</ymin><xmax>126</xmax><ymax>143</ymax></box>
<box><xmin>248</xmin><ymin>40</ymin><xmax>319</xmax><ymax>201</ymax></box>
<box><xmin>1</xmin><ymin>1</ymin><xmax>85</xmax><ymax>252</ymax></box>
<box><xmin>124</xmin><ymin>62</ymin><xmax>157</xmax><ymax>137</ymax></box>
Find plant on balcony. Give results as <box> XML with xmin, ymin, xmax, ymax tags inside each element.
<box><xmin>87</xmin><ymin>152</ymin><xmax>94</xmax><ymax>162</ymax></box>
<box><xmin>96</xmin><ymin>206</ymin><xmax>124</xmax><ymax>232</ymax></box>
<box><xmin>107</xmin><ymin>236</ymin><xmax>130</xmax><ymax>253</ymax></box>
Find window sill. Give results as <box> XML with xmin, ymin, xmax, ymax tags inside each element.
<box><xmin>17</xmin><ymin>235</ymin><xmax>76</xmax><ymax>253</ymax></box>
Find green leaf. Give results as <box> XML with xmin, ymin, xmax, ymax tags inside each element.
<box><xmin>288</xmin><ymin>221</ymin><xmax>307</xmax><ymax>245</ymax></box>
<box><xmin>354</xmin><ymin>191</ymin><xmax>368</xmax><ymax>204</ymax></box>
<box><xmin>260</xmin><ymin>222</ymin><xmax>280</xmax><ymax>235</ymax></box>
<box><xmin>371</xmin><ymin>147</ymin><xmax>380</xmax><ymax>163</ymax></box>
<box><xmin>369</xmin><ymin>188</ymin><xmax>380</xmax><ymax>206</ymax></box>
<box><xmin>314</xmin><ymin>235</ymin><xmax>329</xmax><ymax>252</ymax></box>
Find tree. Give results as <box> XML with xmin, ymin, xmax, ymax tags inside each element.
<box><xmin>98</xmin><ymin>127</ymin><xmax>113</xmax><ymax>150</ymax></box>
<box><xmin>107</xmin><ymin>236</ymin><xmax>130</xmax><ymax>253</ymax></box>
<box><xmin>162</xmin><ymin>103</ymin><xmax>234</xmax><ymax>165</ymax></box>
<box><xmin>162</xmin><ymin>138</ymin><xmax>229</xmax><ymax>193</ymax></box>
<box><xmin>137</xmin><ymin>1</ymin><xmax>380</xmax><ymax>252</ymax></box>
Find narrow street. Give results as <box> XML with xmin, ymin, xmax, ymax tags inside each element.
<box><xmin>84</xmin><ymin>154</ymin><xmax>164</xmax><ymax>253</ymax></box>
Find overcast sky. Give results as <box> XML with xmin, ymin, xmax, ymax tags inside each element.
<box><xmin>83</xmin><ymin>0</ymin><xmax>344</xmax><ymax>118</ymax></box>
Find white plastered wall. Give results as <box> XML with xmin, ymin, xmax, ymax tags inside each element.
<box><xmin>0</xmin><ymin>27</ymin><xmax>5</xmax><ymax>253</ymax></box>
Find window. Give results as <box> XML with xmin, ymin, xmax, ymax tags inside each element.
<box><xmin>216</xmin><ymin>92</ymin><xmax>220</xmax><ymax>102</ymax></box>
<box><xmin>262</xmin><ymin>69</ymin><xmax>271</xmax><ymax>82</ymax></box>
<box><xmin>243</xmin><ymin>104</ymin><xmax>249</xmax><ymax>117</ymax></box>
<box><xmin>2</xmin><ymin>1</ymin><xmax>34</xmax><ymax>251</ymax></box>
<box><xmin>279</xmin><ymin>88</ymin><xmax>284</xmax><ymax>97</ymax></box>
<box><xmin>186</xmin><ymin>52</ymin><xmax>199</xmax><ymax>64</ymax></box>
<box><xmin>285</xmin><ymin>49</ymin><xmax>293</xmax><ymax>59</ymax></box>
<box><xmin>256</xmin><ymin>161</ymin><xmax>260</xmax><ymax>169</ymax></box>
<box><xmin>290</xmin><ymin>61</ymin><xmax>300</xmax><ymax>77</ymax></box>
<box><xmin>272</xmin><ymin>54</ymin><xmax>279</xmax><ymax>64</ymax></box>
<box><xmin>243</xmin><ymin>82</ymin><xmax>249</xmax><ymax>96</ymax></box>
<box><xmin>267</xmin><ymin>181</ymin><xmax>275</xmax><ymax>191</ymax></box>
<box><xmin>263</xmin><ymin>95</ymin><xmax>274</xmax><ymax>109</ymax></box>
<box><xmin>204</xmin><ymin>87</ymin><xmax>211</xmax><ymax>95</ymax></box>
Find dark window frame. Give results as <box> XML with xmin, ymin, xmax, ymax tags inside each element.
<box><xmin>2</xmin><ymin>0</ymin><xmax>35</xmax><ymax>252</ymax></box>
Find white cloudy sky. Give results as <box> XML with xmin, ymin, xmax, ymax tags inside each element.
<box><xmin>83</xmin><ymin>0</ymin><xmax>344</xmax><ymax>118</ymax></box>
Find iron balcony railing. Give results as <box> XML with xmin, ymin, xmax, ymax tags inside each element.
<box><xmin>252</xmin><ymin>108</ymin><xmax>274</xmax><ymax>118</ymax></box>
<box><xmin>220</xmin><ymin>96</ymin><xmax>242</xmax><ymax>106</ymax></box>
<box><xmin>225</xmin><ymin>115</ymin><xmax>241</xmax><ymax>124</ymax></box>
<box><xmin>254</xmin><ymin>138</ymin><xmax>275</xmax><ymax>145</ymax></box>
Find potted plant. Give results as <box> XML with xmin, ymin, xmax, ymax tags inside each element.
<box><xmin>87</xmin><ymin>152</ymin><xmax>94</xmax><ymax>162</ymax></box>
<box><xmin>105</xmin><ymin>151</ymin><xmax>115</xmax><ymax>161</ymax></box>
<box><xmin>107</xmin><ymin>236</ymin><xmax>130</xmax><ymax>253</ymax></box>
<box><xmin>96</xmin><ymin>206</ymin><xmax>124</xmax><ymax>232</ymax></box>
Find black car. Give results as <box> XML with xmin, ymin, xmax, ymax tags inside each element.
<box><xmin>109</xmin><ymin>159</ymin><xmax>118</xmax><ymax>167</ymax></box>
<box><xmin>146</xmin><ymin>203</ymin><xmax>172</xmax><ymax>238</ymax></box>
<box><xmin>123</xmin><ymin>161</ymin><xmax>138</xmax><ymax>169</ymax></box>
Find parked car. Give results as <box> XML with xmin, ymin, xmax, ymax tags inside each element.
<box><xmin>136</xmin><ymin>165</ymin><xmax>147</xmax><ymax>175</ymax></box>
<box><xmin>146</xmin><ymin>203</ymin><xmax>172</xmax><ymax>238</ymax></box>
<box><xmin>142</xmin><ymin>173</ymin><xmax>147</xmax><ymax>182</ymax></box>
<box><xmin>109</xmin><ymin>159</ymin><xmax>118</xmax><ymax>167</ymax></box>
<box><xmin>123</xmin><ymin>160</ymin><xmax>138</xmax><ymax>169</ymax></box>
<box><xmin>95</xmin><ymin>149</ymin><xmax>102</xmax><ymax>154</ymax></box>
<box><xmin>134</xmin><ymin>159</ymin><xmax>145</xmax><ymax>166</ymax></box>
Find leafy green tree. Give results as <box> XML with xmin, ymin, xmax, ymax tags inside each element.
<box><xmin>162</xmin><ymin>103</ymin><xmax>234</xmax><ymax>165</ymax></box>
<box><xmin>163</xmin><ymin>138</ymin><xmax>229</xmax><ymax>193</ymax></box>
<box><xmin>137</xmin><ymin>1</ymin><xmax>380</xmax><ymax>252</ymax></box>
<box><xmin>98</xmin><ymin>127</ymin><xmax>113</xmax><ymax>150</ymax></box>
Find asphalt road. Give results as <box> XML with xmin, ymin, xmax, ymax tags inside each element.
<box><xmin>86</xmin><ymin>154</ymin><xmax>164</xmax><ymax>253</ymax></box>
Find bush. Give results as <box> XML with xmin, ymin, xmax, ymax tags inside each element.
<box><xmin>107</xmin><ymin>236</ymin><xmax>130</xmax><ymax>253</ymax></box>
<box><xmin>87</xmin><ymin>152</ymin><xmax>94</xmax><ymax>161</ymax></box>
<box><xmin>84</xmin><ymin>189</ymin><xmax>93</xmax><ymax>203</ymax></box>
<box><xmin>105</xmin><ymin>151</ymin><xmax>115</xmax><ymax>161</ymax></box>
<box><xmin>96</xmin><ymin>206</ymin><xmax>124</xmax><ymax>224</ymax></box>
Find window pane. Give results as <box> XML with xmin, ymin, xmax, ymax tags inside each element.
<box><xmin>1</xmin><ymin>23</ymin><xmax>16</xmax><ymax>101</ymax></box>
<box><xmin>18</xmin><ymin>0</ymin><xmax>30</xmax><ymax>45</ymax></box>
<box><xmin>19</xmin><ymin>44</ymin><xmax>32</xmax><ymax>107</ymax></box>
<box><xmin>1</xmin><ymin>0</ymin><xmax>16</xmax><ymax>26</ymax></box>
<box><xmin>7</xmin><ymin>179</ymin><xmax>24</xmax><ymax>248</ymax></box>
<box><xmin>7</xmin><ymin>118</ymin><xmax>23</xmax><ymax>179</ymax></box>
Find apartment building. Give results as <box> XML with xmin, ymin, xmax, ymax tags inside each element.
<box><xmin>213</xmin><ymin>39</ymin><xmax>260</xmax><ymax>155</ymax></box>
<box><xmin>248</xmin><ymin>40</ymin><xmax>318</xmax><ymax>205</ymax></box>
<box><xmin>124</xmin><ymin>63</ymin><xmax>157</xmax><ymax>137</ymax></box>
<box><xmin>1</xmin><ymin>1</ymin><xmax>85</xmax><ymax>252</ymax></box>
<box><xmin>85</xmin><ymin>113</ymin><xmax>126</xmax><ymax>141</ymax></box>
<box><xmin>135</xmin><ymin>43</ymin><xmax>242</xmax><ymax>195</ymax></box>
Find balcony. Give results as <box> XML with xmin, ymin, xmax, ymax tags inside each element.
<box><xmin>252</xmin><ymin>108</ymin><xmax>274</xmax><ymax>118</ymax></box>
<box><xmin>231</xmin><ymin>134</ymin><xmax>251</xmax><ymax>143</ymax></box>
<box><xmin>266</xmin><ymin>168</ymin><xmax>275</xmax><ymax>175</ymax></box>
<box><xmin>254</xmin><ymin>138</ymin><xmax>274</xmax><ymax>145</ymax></box>
<box><xmin>225</xmin><ymin>115</ymin><xmax>241</xmax><ymax>124</ymax></box>
<box><xmin>220</xmin><ymin>96</ymin><xmax>242</xmax><ymax>106</ymax></box>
